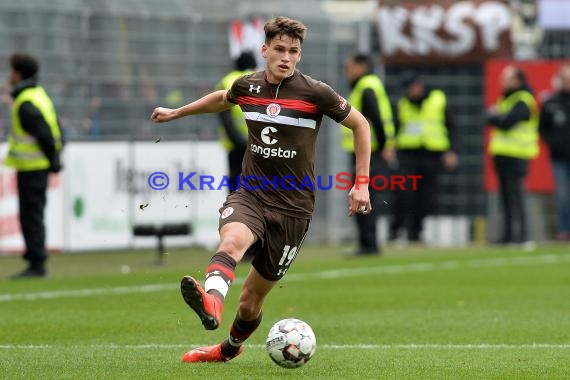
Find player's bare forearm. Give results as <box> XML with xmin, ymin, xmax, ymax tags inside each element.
<box><xmin>342</xmin><ymin>108</ymin><xmax>372</xmax><ymax>216</ymax></box>
<box><xmin>151</xmin><ymin>90</ymin><xmax>232</xmax><ymax>123</ymax></box>
<box><xmin>177</xmin><ymin>90</ymin><xmax>232</xmax><ymax>116</ymax></box>
<box><xmin>344</xmin><ymin>108</ymin><xmax>371</xmax><ymax>178</ymax></box>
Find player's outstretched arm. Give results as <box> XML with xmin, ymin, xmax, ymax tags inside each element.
<box><xmin>342</xmin><ymin>108</ymin><xmax>372</xmax><ymax>216</ymax></box>
<box><xmin>150</xmin><ymin>90</ymin><xmax>233</xmax><ymax>123</ymax></box>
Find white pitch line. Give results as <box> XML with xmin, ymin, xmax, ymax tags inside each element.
<box><xmin>320</xmin><ymin>343</ymin><xmax>570</xmax><ymax>349</ymax></box>
<box><xmin>1</xmin><ymin>253</ymin><xmax>570</xmax><ymax>303</ymax></box>
<box><xmin>0</xmin><ymin>283</ymin><xmax>177</xmax><ymax>302</ymax></box>
<box><xmin>285</xmin><ymin>253</ymin><xmax>570</xmax><ymax>281</ymax></box>
<box><xmin>0</xmin><ymin>343</ymin><xmax>569</xmax><ymax>350</ymax></box>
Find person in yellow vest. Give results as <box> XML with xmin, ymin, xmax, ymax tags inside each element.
<box><xmin>6</xmin><ymin>53</ymin><xmax>63</xmax><ymax>278</ymax></box>
<box><xmin>216</xmin><ymin>51</ymin><xmax>257</xmax><ymax>192</ymax></box>
<box><xmin>486</xmin><ymin>65</ymin><xmax>538</xmax><ymax>246</ymax></box>
<box><xmin>342</xmin><ymin>53</ymin><xmax>395</xmax><ymax>256</ymax></box>
<box><xmin>389</xmin><ymin>73</ymin><xmax>459</xmax><ymax>243</ymax></box>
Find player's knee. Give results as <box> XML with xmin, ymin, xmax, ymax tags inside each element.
<box><xmin>218</xmin><ymin>235</ymin><xmax>247</xmax><ymax>257</ymax></box>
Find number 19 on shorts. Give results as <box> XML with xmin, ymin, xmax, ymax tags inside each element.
<box><xmin>277</xmin><ymin>245</ymin><xmax>298</xmax><ymax>276</ymax></box>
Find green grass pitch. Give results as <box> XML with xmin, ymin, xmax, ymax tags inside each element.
<box><xmin>1</xmin><ymin>244</ymin><xmax>569</xmax><ymax>379</ymax></box>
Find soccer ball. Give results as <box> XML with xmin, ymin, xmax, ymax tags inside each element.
<box><xmin>265</xmin><ymin>318</ymin><xmax>316</xmax><ymax>368</ymax></box>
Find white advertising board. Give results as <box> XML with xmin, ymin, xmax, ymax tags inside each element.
<box><xmin>63</xmin><ymin>142</ymin><xmax>131</xmax><ymax>250</ymax></box>
<box><xmin>0</xmin><ymin>141</ymin><xmax>227</xmax><ymax>254</ymax></box>
<box><xmin>129</xmin><ymin>141</ymin><xmax>225</xmax><ymax>249</ymax></box>
<box><xmin>188</xmin><ymin>142</ymin><xmax>229</xmax><ymax>248</ymax></box>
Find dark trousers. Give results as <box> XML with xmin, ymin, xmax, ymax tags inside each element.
<box><xmin>228</xmin><ymin>146</ymin><xmax>246</xmax><ymax>193</ymax></box>
<box><xmin>351</xmin><ymin>153</ymin><xmax>381</xmax><ymax>251</ymax></box>
<box><xmin>552</xmin><ymin>159</ymin><xmax>570</xmax><ymax>234</ymax></box>
<box><xmin>390</xmin><ymin>150</ymin><xmax>441</xmax><ymax>241</ymax></box>
<box><xmin>17</xmin><ymin>170</ymin><xmax>49</xmax><ymax>270</ymax></box>
<box><xmin>494</xmin><ymin>155</ymin><xmax>529</xmax><ymax>243</ymax></box>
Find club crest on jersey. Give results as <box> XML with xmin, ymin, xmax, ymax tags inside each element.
<box><xmin>338</xmin><ymin>95</ymin><xmax>347</xmax><ymax>111</ymax></box>
<box><xmin>249</xmin><ymin>84</ymin><xmax>261</xmax><ymax>93</ymax></box>
<box><xmin>221</xmin><ymin>207</ymin><xmax>234</xmax><ymax>219</ymax></box>
<box><xmin>266</xmin><ymin>103</ymin><xmax>281</xmax><ymax>118</ymax></box>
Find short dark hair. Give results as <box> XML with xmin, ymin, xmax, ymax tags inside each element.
<box><xmin>350</xmin><ymin>53</ymin><xmax>374</xmax><ymax>74</ymax></box>
<box><xmin>235</xmin><ymin>51</ymin><xmax>257</xmax><ymax>71</ymax></box>
<box><xmin>10</xmin><ymin>52</ymin><xmax>39</xmax><ymax>80</ymax></box>
<box><xmin>264</xmin><ymin>16</ymin><xmax>307</xmax><ymax>45</ymax></box>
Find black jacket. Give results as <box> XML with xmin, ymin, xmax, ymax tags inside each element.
<box><xmin>540</xmin><ymin>90</ymin><xmax>570</xmax><ymax>161</ymax></box>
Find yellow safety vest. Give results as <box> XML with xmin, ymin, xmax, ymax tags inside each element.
<box><xmin>6</xmin><ymin>86</ymin><xmax>62</xmax><ymax>171</ymax></box>
<box><xmin>489</xmin><ymin>90</ymin><xmax>539</xmax><ymax>159</ymax></box>
<box><xmin>341</xmin><ymin>74</ymin><xmax>395</xmax><ymax>152</ymax></box>
<box><xmin>217</xmin><ymin>70</ymin><xmax>253</xmax><ymax>151</ymax></box>
<box><xmin>396</xmin><ymin>90</ymin><xmax>450</xmax><ymax>152</ymax></box>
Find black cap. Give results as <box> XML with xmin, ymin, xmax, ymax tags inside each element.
<box><xmin>235</xmin><ymin>51</ymin><xmax>257</xmax><ymax>71</ymax></box>
<box><xmin>10</xmin><ymin>52</ymin><xmax>39</xmax><ymax>80</ymax></box>
<box><xmin>401</xmin><ymin>71</ymin><xmax>423</xmax><ymax>88</ymax></box>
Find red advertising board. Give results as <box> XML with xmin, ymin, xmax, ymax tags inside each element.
<box><xmin>484</xmin><ymin>60</ymin><xmax>562</xmax><ymax>193</ymax></box>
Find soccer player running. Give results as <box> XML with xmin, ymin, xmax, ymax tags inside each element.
<box><xmin>151</xmin><ymin>16</ymin><xmax>372</xmax><ymax>363</ymax></box>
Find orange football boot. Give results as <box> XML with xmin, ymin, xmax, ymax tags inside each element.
<box><xmin>181</xmin><ymin>342</ymin><xmax>244</xmax><ymax>363</ymax></box>
<box><xmin>180</xmin><ymin>275</ymin><xmax>223</xmax><ymax>330</ymax></box>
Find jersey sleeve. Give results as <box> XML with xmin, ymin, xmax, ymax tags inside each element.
<box><xmin>315</xmin><ymin>82</ymin><xmax>351</xmax><ymax>123</ymax></box>
<box><xmin>226</xmin><ymin>77</ymin><xmax>243</xmax><ymax>105</ymax></box>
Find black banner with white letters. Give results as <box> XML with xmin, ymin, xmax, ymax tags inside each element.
<box><xmin>378</xmin><ymin>0</ymin><xmax>512</xmax><ymax>64</ymax></box>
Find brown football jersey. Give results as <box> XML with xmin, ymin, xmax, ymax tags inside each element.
<box><xmin>226</xmin><ymin>70</ymin><xmax>351</xmax><ymax>218</ymax></box>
